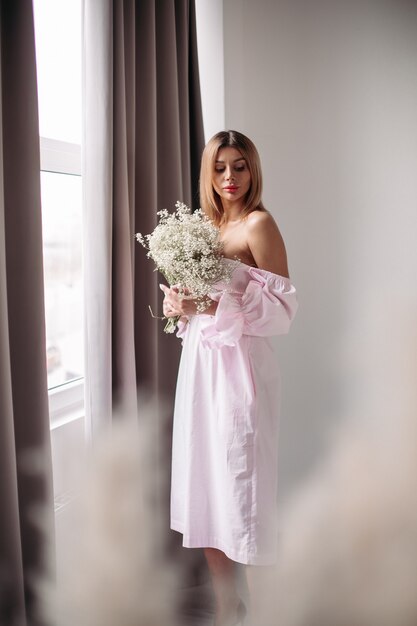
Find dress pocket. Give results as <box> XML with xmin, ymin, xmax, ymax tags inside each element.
<box><xmin>227</xmin><ymin>432</ymin><xmax>254</xmax><ymax>478</ymax></box>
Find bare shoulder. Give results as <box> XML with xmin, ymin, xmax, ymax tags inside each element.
<box><xmin>245</xmin><ymin>210</ymin><xmax>290</xmax><ymax>277</ymax></box>
<box><xmin>246</xmin><ymin>209</ymin><xmax>275</xmax><ymax>227</ymax></box>
<box><xmin>246</xmin><ymin>210</ymin><xmax>284</xmax><ymax>241</ymax></box>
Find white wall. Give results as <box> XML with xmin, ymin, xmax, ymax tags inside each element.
<box><xmin>195</xmin><ymin>0</ymin><xmax>225</xmax><ymax>140</ymax></box>
<box><xmin>222</xmin><ymin>0</ymin><xmax>417</xmax><ymax>510</ymax></box>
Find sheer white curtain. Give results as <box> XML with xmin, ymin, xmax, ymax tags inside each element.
<box><xmin>82</xmin><ymin>0</ymin><xmax>118</xmax><ymax>438</ymax></box>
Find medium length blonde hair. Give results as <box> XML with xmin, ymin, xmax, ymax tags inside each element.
<box><xmin>199</xmin><ymin>130</ymin><xmax>266</xmax><ymax>226</ymax></box>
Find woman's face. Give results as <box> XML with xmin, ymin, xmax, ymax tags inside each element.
<box><xmin>212</xmin><ymin>146</ymin><xmax>251</xmax><ymax>207</ymax></box>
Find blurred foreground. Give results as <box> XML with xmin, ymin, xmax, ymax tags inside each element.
<box><xmin>35</xmin><ymin>400</ymin><xmax>417</xmax><ymax>626</ymax></box>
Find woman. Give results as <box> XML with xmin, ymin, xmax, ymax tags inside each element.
<box><xmin>161</xmin><ymin>130</ymin><xmax>298</xmax><ymax>625</ymax></box>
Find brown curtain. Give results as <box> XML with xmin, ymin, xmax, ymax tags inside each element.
<box><xmin>0</xmin><ymin>2</ymin><xmax>54</xmax><ymax>624</ymax></box>
<box><xmin>132</xmin><ymin>0</ymin><xmax>205</xmax><ymax>404</ymax></box>
<box><xmin>82</xmin><ymin>0</ymin><xmax>204</xmax><ymax>433</ymax></box>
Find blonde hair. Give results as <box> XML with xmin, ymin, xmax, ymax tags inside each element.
<box><xmin>199</xmin><ymin>130</ymin><xmax>266</xmax><ymax>226</ymax></box>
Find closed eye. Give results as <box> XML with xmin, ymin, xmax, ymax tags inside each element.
<box><xmin>215</xmin><ymin>165</ymin><xmax>246</xmax><ymax>173</ymax></box>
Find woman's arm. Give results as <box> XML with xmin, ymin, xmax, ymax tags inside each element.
<box><xmin>246</xmin><ymin>211</ymin><xmax>289</xmax><ymax>277</ymax></box>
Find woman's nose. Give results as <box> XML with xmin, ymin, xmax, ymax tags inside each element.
<box><xmin>225</xmin><ymin>168</ymin><xmax>234</xmax><ymax>180</ymax></box>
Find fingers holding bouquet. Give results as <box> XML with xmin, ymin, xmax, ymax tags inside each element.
<box><xmin>160</xmin><ymin>284</ymin><xmax>197</xmax><ymax>317</ymax></box>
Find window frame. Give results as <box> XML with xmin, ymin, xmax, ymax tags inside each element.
<box><xmin>40</xmin><ymin>136</ymin><xmax>81</xmax><ymax>175</ymax></box>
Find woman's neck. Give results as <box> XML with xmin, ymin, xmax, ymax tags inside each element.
<box><xmin>221</xmin><ymin>202</ymin><xmax>244</xmax><ymax>224</ymax></box>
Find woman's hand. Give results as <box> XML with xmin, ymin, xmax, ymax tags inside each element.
<box><xmin>160</xmin><ymin>284</ymin><xmax>218</xmax><ymax>318</ymax></box>
<box><xmin>160</xmin><ymin>284</ymin><xmax>197</xmax><ymax>317</ymax></box>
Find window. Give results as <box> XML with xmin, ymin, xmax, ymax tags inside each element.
<box><xmin>41</xmin><ymin>145</ymin><xmax>83</xmax><ymax>390</ymax></box>
<box><xmin>33</xmin><ymin>0</ymin><xmax>83</xmax><ymax>425</ymax></box>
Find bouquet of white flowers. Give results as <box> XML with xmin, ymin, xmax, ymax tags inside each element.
<box><xmin>136</xmin><ymin>201</ymin><xmax>235</xmax><ymax>333</ymax></box>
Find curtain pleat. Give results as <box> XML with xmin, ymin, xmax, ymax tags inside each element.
<box><xmin>133</xmin><ymin>0</ymin><xmax>159</xmax><ymax>394</ymax></box>
<box><xmin>112</xmin><ymin>0</ymin><xmax>137</xmax><ymax>415</ymax></box>
<box><xmin>0</xmin><ymin>1</ymin><xmax>54</xmax><ymax>623</ymax></box>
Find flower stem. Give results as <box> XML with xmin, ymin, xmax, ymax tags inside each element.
<box><xmin>164</xmin><ymin>316</ymin><xmax>180</xmax><ymax>334</ymax></box>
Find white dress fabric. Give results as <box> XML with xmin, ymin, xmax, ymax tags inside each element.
<box><xmin>170</xmin><ymin>260</ymin><xmax>298</xmax><ymax>565</ymax></box>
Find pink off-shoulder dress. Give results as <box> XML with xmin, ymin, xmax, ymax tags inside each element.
<box><xmin>170</xmin><ymin>260</ymin><xmax>298</xmax><ymax>565</ymax></box>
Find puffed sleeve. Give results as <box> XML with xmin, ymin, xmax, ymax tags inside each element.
<box><xmin>200</xmin><ymin>267</ymin><xmax>298</xmax><ymax>349</ymax></box>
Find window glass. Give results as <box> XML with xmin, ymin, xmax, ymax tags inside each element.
<box><xmin>41</xmin><ymin>171</ymin><xmax>83</xmax><ymax>388</ymax></box>
<box><xmin>34</xmin><ymin>0</ymin><xmax>83</xmax><ymax>392</ymax></box>
<box><xmin>33</xmin><ymin>0</ymin><xmax>82</xmax><ymax>144</ymax></box>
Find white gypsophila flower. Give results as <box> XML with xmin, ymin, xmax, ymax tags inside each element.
<box><xmin>136</xmin><ymin>202</ymin><xmax>236</xmax><ymax>332</ymax></box>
